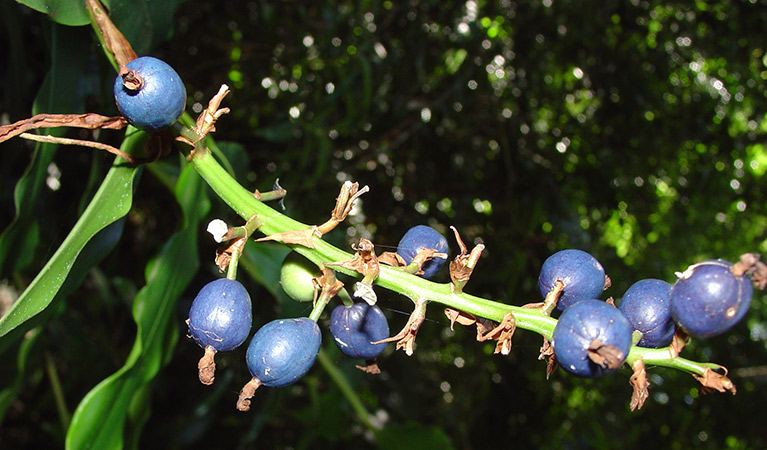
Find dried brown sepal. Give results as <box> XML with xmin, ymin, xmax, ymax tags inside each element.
<box><xmin>586</xmin><ymin>339</ymin><xmax>624</xmax><ymax>370</ymax></box>
<box><xmin>538</xmin><ymin>338</ymin><xmax>558</xmax><ymax>379</ymax></box>
<box><xmin>604</xmin><ymin>274</ymin><xmax>612</xmax><ymax>291</ymax></box>
<box><xmin>444</xmin><ymin>308</ymin><xmax>477</xmax><ymax>331</ymax></box>
<box><xmin>378</xmin><ymin>251</ymin><xmax>406</xmax><ymax>268</ymax></box>
<box><xmin>546</xmin><ymin>354</ymin><xmax>558</xmax><ymax>379</ymax></box>
<box><xmin>668</xmin><ymin>327</ymin><xmax>689</xmax><ymax>358</ymax></box>
<box><xmin>476</xmin><ymin>318</ymin><xmax>496</xmax><ymax>341</ymax></box>
<box><xmin>732</xmin><ymin>253</ymin><xmax>767</xmax><ymax>290</ymax></box>
<box><xmin>732</xmin><ymin>252</ymin><xmax>759</xmax><ymax>277</ymax></box>
<box><xmin>522</xmin><ymin>302</ymin><xmax>545</xmax><ymax>309</ymax></box>
<box><xmin>195</xmin><ymin>84</ymin><xmax>231</xmax><ymax>139</ymax></box>
<box><xmin>752</xmin><ymin>260</ymin><xmax>767</xmax><ymax>290</ymax></box>
<box><xmin>605</xmin><ymin>297</ymin><xmax>616</xmax><ymax>307</ymax></box>
<box><xmin>372</xmin><ymin>299</ymin><xmax>427</xmax><ymax>356</ymax></box>
<box><xmin>315</xmin><ymin>266</ymin><xmax>345</xmax><ymax>301</ymax></box>
<box><xmin>326</xmin><ymin>238</ymin><xmax>380</xmax><ymax>283</ymax></box>
<box><xmin>693</xmin><ymin>367</ymin><xmax>736</xmax><ymax>395</ymax></box>
<box><xmin>86</xmin><ymin>0</ymin><xmax>137</xmax><ymax>67</ymax></box>
<box><xmin>541</xmin><ymin>279</ymin><xmax>565</xmax><ymax>316</ymax></box>
<box><xmin>316</xmin><ymin>181</ymin><xmax>369</xmax><ymax>236</ymax></box>
<box><xmin>356</xmin><ymin>359</ymin><xmax>381</xmax><ymax>374</ymax></box>
<box><xmin>257</xmin><ymin>228</ymin><xmax>318</xmax><ymax>248</ymax></box>
<box><xmin>476</xmin><ymin>313</ymin><xmax>516</xmax><ymax>355</ymax></box>
<box><xmin>198</xmin><ymin>346</ymin><xmax>217</xmax><ymax>386</ymax></box>
<box><xmin>236</xmin><ymin>378</ymin><xmax>262</xmax><ymax>411</ymax></box>
<box><xmin>410</xmin><ymin>248</ymin><xmax>448</xmax><ymax>274</ymax></box>
<box><xmin>0</xmin><ymin>113</ymin><xmax>128</xmax><ymax>143</ymax></box>
<box><xmin>538</xmin><ymin>337</ymin><xmax>553</xmax><ymax>360</ymax></box>
<box><xmin>448</xmin><ymin>226</ymin><xmax>485</xmax><ymax>292</ymax></box>
<box><xmin>215</xmin><ymin>236</ymin><xmax>247</xmax><ymax>273</ymax></box>
<box><xmin>119</xmin><ymin>68</ymin><xmax>143</xmax><ymax>91</ymax></box>
<box><xmin>629</xmin><ymin>359</ymin><xmax>650</xmax><ymax>411</ymax></box>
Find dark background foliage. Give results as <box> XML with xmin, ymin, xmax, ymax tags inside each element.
<box><xmin>1</xmin><ymin>0</ymin><xmax>766</xmax><ymax>448</ymax></box>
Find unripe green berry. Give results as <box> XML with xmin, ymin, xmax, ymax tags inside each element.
<box><xmin>280</xmin><ymin>252</ymin><xmax>318</xmax><ymax>302</ymax></box>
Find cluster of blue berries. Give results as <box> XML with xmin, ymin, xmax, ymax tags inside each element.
<box><xmin>539</xmin><ymin>249</ymin><xmax>755</xmax><ymax>378</ymax></box>
<box><xmin>187</xmin><ymin>224</ymin><xmax>449</xmax><ymax>410</ymax></box>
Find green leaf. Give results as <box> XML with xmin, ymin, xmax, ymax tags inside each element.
<box><xmin>0</xmin><ymin>24</ymin><xmax>90</xmax><ymax>278</ymax></box>
<box><xmin>105</xmin><ymin>0</ymin><xmax>188</xmax><ymax>55</ymax></box>
<box><xmin>240</xmin><ymin>241</ymin><xmax>291</xmax><ymax>301</ymax></box>
<box><xmin>0</xmin><ymin>327</ymin><xmax>42</xmax><ymax>423</ymax></box>
<box><xmin>0</xmin><ymin>151</ymin><xmax>141</xmax><ymax>338</ymax></box>
<box><xmin>15</xmin><ymin>0</ymin><xmax>188</xmax><ymax>51</ymax></box>
<box><xmin>65</xmin><ymin>164</ymin><xmax>208</xmax><ymax>450</ymax></box>
<box><xmin>16</xmin><ymin>0</ymin><xmax>90</xmax><ymax>26</ymax></box>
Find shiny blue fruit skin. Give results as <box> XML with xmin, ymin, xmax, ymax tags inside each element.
<box><xmin>396</xmin><ymin>225</ymin><xmax>449</xmax><ymax>279</ymax></box>
<box><xmin>538</xmin><ymin>249</ymin><xmax>606</xmax><ymax>311</ymax></box>
<box><xmin>670</xmin><ymin>260</ymin><xmax>753</xmax><ymax>338</ymax></box>
<box><xmin>114</xmin><ymin>56</ymin><xmax>186</xmax><ymax>132</ymax></box>
<box><xmin>188</xmin><ymin>278</ymin><xmax>252</xmax><ymax>352</ymax></box>
<box><xmin>330</xmin><ymin>302</ymin><xmax>389</xmax><ymax>359</ymax></box>
<box><xmin>245</xmin><ymin>318</ymin><xmax>321</xmax><ymax>388</ymax></box>
<box><xmin>552</xmin><ymin>299</ymin><xmax>632</xmax><ymax>378</ymax></box>
<box><xmin>618</xmin><ymin>279</ymin><xmax>674</xmax><ymax>348</ymax></box>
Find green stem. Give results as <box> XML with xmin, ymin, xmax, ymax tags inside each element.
<box><xmin>308</xmin><ymin>291</ymin><xmax>331</xmax><ymax>322</ymax></box>
<box><xmin>226</xmin><ymin>244</ymin><xmax>241</xmax><ymax>281</ymax></box>
<box><xmin>337</xmin><ymin>287</ymin><xmax>354</xmax><ymax>307</ymax></box>
<box><xmin>44</xmin><ymin>352</ymin><xmax>70</xmax><ymax>434</ymax></box>
<box><xmin>316</xmin><ymin>349</ymin><xmax>378</xmax><ymax>431</ymax></box>
<box><xmin>185</xmin><ymin>142</ymin><xmax>722</xmax><ymax>378</ymax></box>
<box><xmin>626</xmin><ymin>347</ymin><xmax>719</xmax><ymax>376</ymax></box>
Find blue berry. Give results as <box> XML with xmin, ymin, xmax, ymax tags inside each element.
<box><xmin>397</xmin><ymin>225</ymin><xmax>449</xmax><ymax>279</ymax></box>
<box><xmin>113</xmin><ymin>56</ymin><xmax>186</xmax><ymax>132</ymax></box>
<box><xmin>245</xmin><ymin>318</ymin><xmax>321</xmax><ymax>388</ymax></box>
<box><xmin>670</xmin><ymin>259</ymin><xmax>753</xmax><ymax>338</ymax></box>
<box><xmin>188</xmin><ymin>278</ymin><xmax>252</xmax><ymax>352</ymax></box>
<box><xmin>330</xmin><ymin>302</ymin><xmax>389</xmax><ymax>359</ymax></box>
<box><xmin>552</xmin><ymin>299</ymin><xmax>632</xmax><ymax>378</ymax></box>
<box><xmin>538</xmin><ymin>249</ymin><xmax>606</xmax><ymax>311</ymax></box>
<box><xmin>618</xmin><ymin>279</ymin><xmax>674</xmax><ymax>348</ymax></box>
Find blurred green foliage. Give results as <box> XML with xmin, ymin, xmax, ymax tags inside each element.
<box><xmin>1</xmin><ymin>0</ymin><xmax>766</xmax><ymax>448</ymax></box>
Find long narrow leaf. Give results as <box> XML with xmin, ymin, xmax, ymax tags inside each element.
<box><xmin>0</xmin><ymin>133</ymin><xmax>144</xmax><ymax>338</ymax></box>
<box><xmin>66</xmin><ymin>164</ymin><xmax>209</xmax><ymax>450</ymax></box>
<box><xmin>0</xmin><ymin>24</ymin><xmax>90</xmax><ymax>277</ymax></box>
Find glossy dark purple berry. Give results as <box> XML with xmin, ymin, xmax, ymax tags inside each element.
<box><xmin>188</xmin><ymin>278</ymin><xmax>252</xmax><ymax>352</ymax></box>
<box><xmin>114</xmin><ymin>56</ymin><xmax>186</xmax><ymax>132</ymax></box>
<box><xmin>245</xmin><ymin>318</ymin><xmax>321</xmax><ymax>388</ymax></box>
<box><xmin>670</xmin><ymin>259</ymin><xmax>753</xmax><ymax>338</ymax></box>
<box><xmin>397</xmin><ymin>225</ymin><xmax>449</xmax><ymax>279</ymax></box>
<box><xmin>552</xmin><ymin>299</ymin><xmax>632</xmax><ymax>378</ymax></box>
<box><xmin>618</xmin><ymin>279</ymin><xmax>674</xmax><ymax>348</ymax></box>
<box><xmin>330</xmin><ymin>302</ymin><xmax>389</xmax><ymax>359</ymax></box>
<box><xmin>538</xmin><ymin>249</ymin><xmax>606</xmax><ymax>311</ymax></box>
